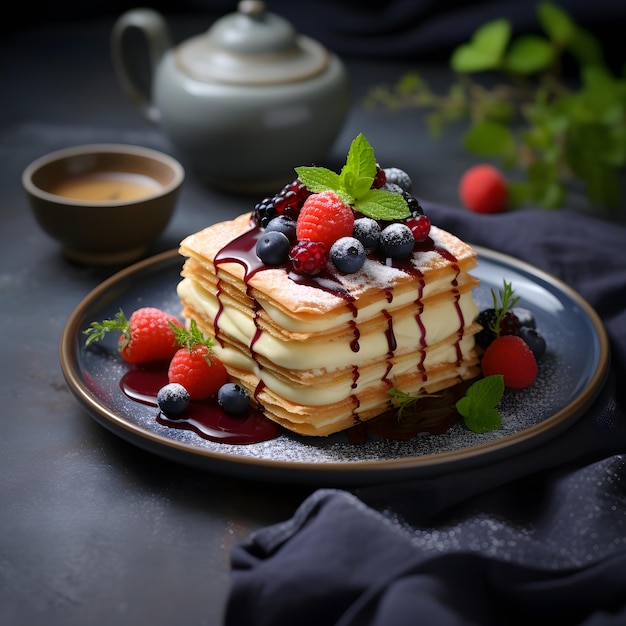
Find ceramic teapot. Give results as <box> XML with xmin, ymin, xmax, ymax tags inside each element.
<box><xmin>111</xmin><ymin>1</ymin><xmax>350</xmax><ymax>193</ymax></box>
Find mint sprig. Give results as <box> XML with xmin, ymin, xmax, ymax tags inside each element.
<box><xmin>295</xmin><ymin>133</ymin><xmax>410</xmax><ymax>221</ymax></box>
<box><xmin>455</xmin><ymin>375</ymin><xmax>504</xmax><ymax>433</ymax></box>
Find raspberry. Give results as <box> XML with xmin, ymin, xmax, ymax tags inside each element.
<box><xmin>481</xmin><ymin>335</ymin><xmax>537</xmax><ymax>389</ymax></box>
<box><xmin>168</xmin><ymin>344</ymin><xmax>229</xmax><ymax>400</ymax></box>
<box><xmin>296</xmin><ymin>191</ymin><xmax>354</xmax><ymax>249</ymax></box>
<box><xmin>459</xmin><ymin>164</ymin><xmax>508</xmax><ymax>214</ymax></box>
<box><xmin>289</xmin><ymin>240</ymin><xmax>328</xmax><ymax>275</ymax></box>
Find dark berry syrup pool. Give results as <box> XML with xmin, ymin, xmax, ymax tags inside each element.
<box><xmin>119</xmin><ymin>364</ymin><xmax>468</xmax><ymax>446</ymax></box>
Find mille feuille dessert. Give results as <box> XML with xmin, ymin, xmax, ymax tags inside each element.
<box><xmin>177</xmin><ymin>134</ymin><xmax>482</xmax><ymax>436</ymax></box>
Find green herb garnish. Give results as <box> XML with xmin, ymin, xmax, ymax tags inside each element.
<box><xmin>489</xmin><ymin>279</ymin><xmax>520</xmax><ymax>337</ymax></box>
<box><xmin>387</xmin><ymin>387</ymin><xmax>427</xmax><ymax>420</ymax></box>
<box><xmin>295</xmin><ymin>133</ymin><xmax>410</xmax><ymax>221</ymax></box>
<box><xmin>455</xmin><ymin>375</ymin><xmax>505</xmax><ymax>433</ymax></box>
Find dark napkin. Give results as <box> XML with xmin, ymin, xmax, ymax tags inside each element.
<box><xmin>226</xmin><ymin>206</ymin><xmax>626</xmax><ymax>626</ymax></box>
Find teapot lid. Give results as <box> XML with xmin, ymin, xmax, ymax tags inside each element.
<box><xmin>176</xmin><ymin>0</ymin><xmax>331</xmax><ymax>85</ymax></box>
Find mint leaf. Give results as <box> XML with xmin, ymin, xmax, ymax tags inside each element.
<box><xmin>295</xmin><ymin>166</ymin><xmax>341</xmax><ymax>193</ymax></box>
<box><xmin>296</xmin><ymin>133</ymin><xmax>409</xmax><ymax>220</ymax></box>
<box><xmin>456</xmin><ymin>375</ymin><xmax>504</xmax><ymax>433</ymax></box>
<box><xmin>451</xmin><ymin>19</ymin><xmax>511</xmax><ymax>73</ymax></box>
<box><xmin>356</xmin><ymin>188</ymin><xmax>411</xmax><ymax>220</ymax></box>
<box><xmin>340</xmin><ymin>133</ymin><xmax>377</xmax><ymax>197</ymax></box>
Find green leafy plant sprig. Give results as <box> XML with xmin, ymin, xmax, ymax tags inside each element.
<box><xmin>365</xmin><ymin>2</ymin><xmax>626</xmax><ymax>211</ymax></box>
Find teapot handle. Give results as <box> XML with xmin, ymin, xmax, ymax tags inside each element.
<box><xmin>111</xmin><ymin>8</ymin><xmax>172</xmax><ymax>123</ymax></box>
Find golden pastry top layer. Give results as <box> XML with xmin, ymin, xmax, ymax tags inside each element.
<box><xmin>179</xmin><ymin>212</ymin><xmax>478</xmax><ymax>325</ymax></box>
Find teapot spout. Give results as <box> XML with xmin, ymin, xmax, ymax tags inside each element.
<box><xmin>111</xmin><ymin>8</ymin><xmax>173</xmax><ymax>123</ymax></box>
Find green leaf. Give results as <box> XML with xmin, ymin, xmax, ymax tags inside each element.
<box><xmin>295</xmin><ymin>166</ymin><xmax>341</xmax><ymax>194</ymax></box>
<box><xmin>340</xmin><ymin>133</ymin><xmax>378</xmax><ymax>198</ymax></box>
<box><xmin>504</xmin><ymin>35</ymin><xmax>553</xmax><ymax>74</ymax></box>
<box><xmin>568</xmin><ymin>25</ymin><xmax>604</xmax><ymax>66</ymax></box>
<box><xmin>455</xmin><ymin>375</ymin><xmax>504</xmax><ymax>433</ymax></box>
<box><xmin>463</xmin><ymin>122</ymin><xmax>516</xmax><ymax>158</ymax></box>
<box><xmin>451</xmin><ymin>19</ymin><xmax>511</xmax><ymax>73</ymax></box>
<box><xmin>538</xmin><ymin>1</ymin><xmax>576</xmax><ymax>45</ymax></box>
<box><xmin>354</xmin><ymin>188</ymin><xmax>411</xmax><ymax>220</ymax></box>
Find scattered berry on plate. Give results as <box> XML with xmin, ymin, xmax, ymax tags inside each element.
<box><xmin>459</xmin><ymin>164</ymin><xmax>508</xmax><ymax>214</ymax></box>
<box><xmin>168</xmin><ymin>320</ymin><xmax>228</xmax><ymax>400</ymax></box>
<box><xmin>217</xmin><ymin>382</ymin><xmax>250</xmax><ymax>416</ymax></box>
<box><xmin>481</xmin><ymin>335</ymin><xmax>537</xmax><ymax>389</ymax></box>
<box><xmin>83</xmin><ymin>306</ymin><xmax>183</xmax><ymax>365</ymax></box>
<box><xmin>296</xmin><ymin>190</ymin><xmax>355</xmax><ymax>249</ymax></box>
<box><xmin>256</xmin><ymin>230</ymin><xmax>291</xmax><ymax>265</ymax></box>
<box><xmin>518</xmin><ymin>326</ymin><xmax>546</xmax><ymax>359</ymax></box>
<box><xmin>157</xmin><ymin>382</ymin><xmax>190</xmax><ymax>415</ymax></box>
<box><xmin>330</xmin><ymin>236</ymin><xmax>366</xmax><ymax>273</ymax></box>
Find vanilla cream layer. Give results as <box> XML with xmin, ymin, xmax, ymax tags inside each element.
<box><xmin>212</xmin><ymin>334</ymin><xmax>477</xmax><ymax>406</ymax></box>
<box><xmin>178</xmin><ymin>277</ymin><xmax>478</xmax><ymax>373</ymax></box>
<box><xmin>178</xmin><ymin>275</ymin><xmax>479</xmax><ymax>406</ymax></box>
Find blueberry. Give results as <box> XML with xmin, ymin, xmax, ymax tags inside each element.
<box><xmin>256</xmin><ymin>230</ymin><xmax>290</xmax><ymax>265</ymax></box>
<box><xmin>379</xmin><ymin>223</ymin><xmax>415</xmax><ymax>259</ymax></box>
<box><xmin>519</xmin><ymin>327</ymin><xmax>546</xmax><ymax>359</ymax></box>
<box><xmin>353</xmin><ymin>217</ymin><xmax>381</xmax><ymax>251</ymax></box>
<box><xmin>330</xmin><ymin>236</ymin><xmax>366</xmax><ymax>273</ymax></box>
<box><xmin>157</xmin><ymin>383</ymin><xmax>190</xmax><ymax>416</ymax></box>
<box><xmin>383</xmin><ymin>167</ymin><xmax>412</xmax><ymax>192</ymax></box>
<box><xmin>265</xmin><ymin>215</ymin><xmax>297</xmax><ymax>242</ymax></box>
<box><xmin>217</xmin><ymin>382</ymin><xmax>250</xmax><ymax>416</ymax></box>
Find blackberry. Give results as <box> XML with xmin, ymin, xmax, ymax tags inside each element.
<box><xmin>404</xmin><ymin>192</ymin><xmax>423</xmax><ymax>216</ymax></box>
<box><xmin>253</xmin><ymin>179</ymin><xmax>310</xmax><ymax>227</ymax></box>
<box><xmin>383</xmin><ymin>167</ymin><xmax>412</xmax><ymax>192</ymax></box>
<box><xmin>476</xmin><ymin>308</ymin><xmax>497</xmax><ymax>348</ymax></box>
<box><xmin>253</xmin><ymin>196</ymin><xmax>277</xmax><ymax>228</ymax></box>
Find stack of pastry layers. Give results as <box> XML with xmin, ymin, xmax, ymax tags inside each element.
<box><xmin>177</xmin><ymin>212</ymin><xmax>481</xmax><ymax>436</ymax></box>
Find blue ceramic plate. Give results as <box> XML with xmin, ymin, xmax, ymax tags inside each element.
<box><xmin>60</xmin><ymin>247</ymin><xmax>609</xmax><ymax>485</ymax></box>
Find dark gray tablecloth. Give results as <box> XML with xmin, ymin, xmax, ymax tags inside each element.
<box><xmin>226</xmin><ymin>206</ymin><xmax>626</xmax><ymax>625</ymax></box>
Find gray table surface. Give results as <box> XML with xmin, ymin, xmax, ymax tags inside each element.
<box><xmin>1</xmin><ymin>13</ymin><xmax>616</xmax><ymax>626</ymax></box>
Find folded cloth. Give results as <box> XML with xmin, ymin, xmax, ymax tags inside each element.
<box><xmin>225</xmin><ymin>206</ymin><xmax>626</xmax><ymax>626</ymax></box>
